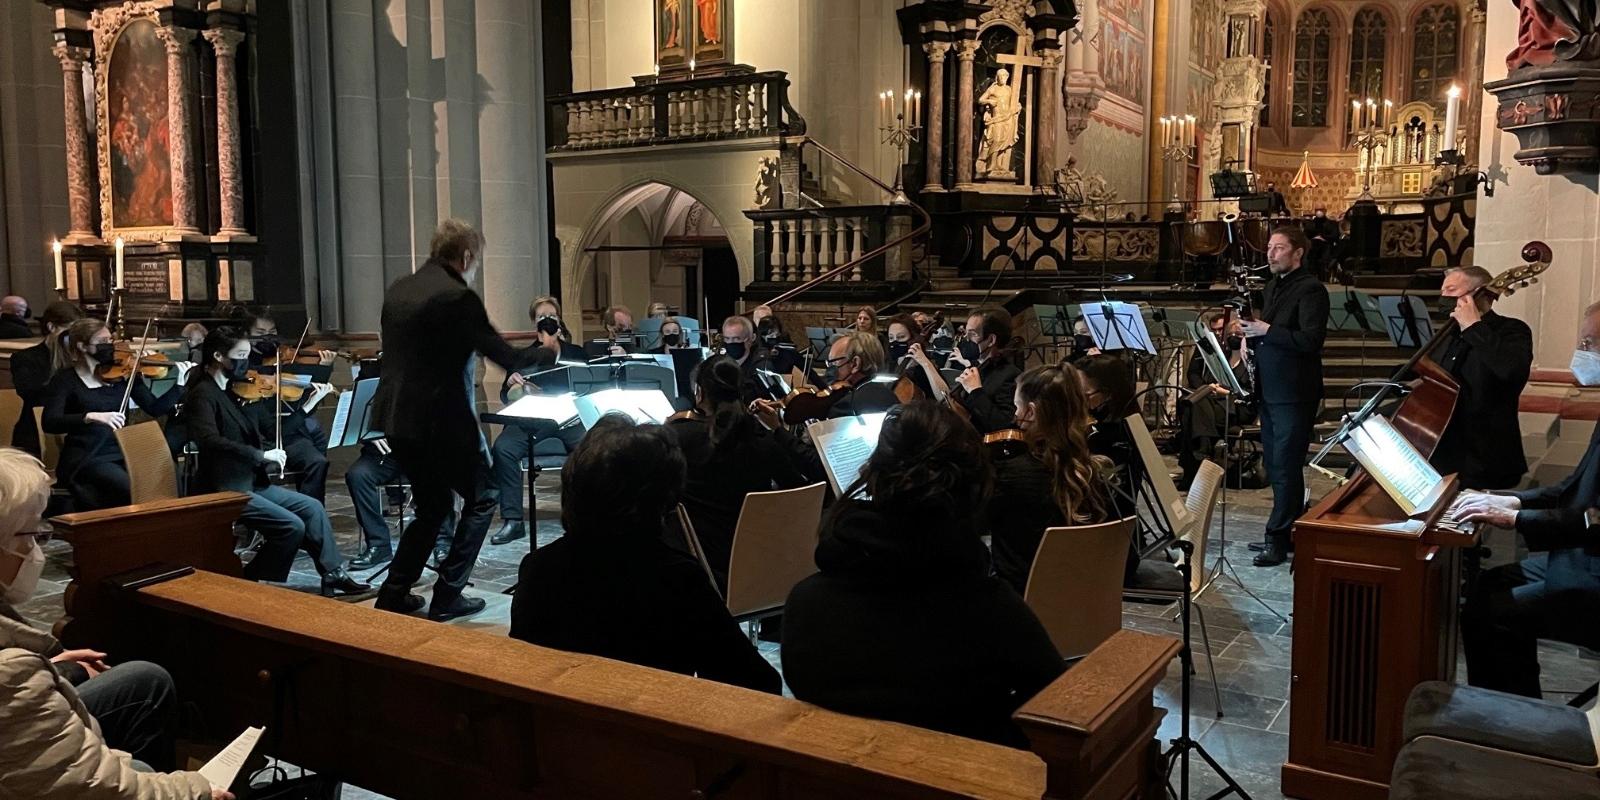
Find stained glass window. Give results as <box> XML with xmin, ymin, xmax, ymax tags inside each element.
<box><xmin>1292</xmin><ymin>9</ymin><xmax>1332</xmax><ymax>127</ymax></box>
<box><xmin>1348</xmin><ymin>9</ymin><xmax>1388</xmax><ymax>103</ymax></box>
<box><xmin>1410</xmin><ymin>4</ymin><xmax>1459</xmax><ymax>105</ymax></box>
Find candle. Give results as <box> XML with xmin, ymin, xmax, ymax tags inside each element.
<box><xmin>113</xmin><ymin>236</ymin><xmax>124</xmax><ymax>289</ymax></box>
<box><xmin>52</xmin><ymin>240</ymin><xmax>63</xmax><ymax>291</ymax></box>
<box><xmin>1443</xmin><ymin>85</ymin><xmax>1461</xmax><ymax>153</ymax></box>
<box><xmin>1383</xmin><ymin>99</ymin><xmax>1393</xmax><ymax>129</ymax></box>
<box><xmin>1186</xmin><ymin>115</ymin><xmax>1196</xmax><ymax>149</ymax></box>
<box><xmin>1366</xmin><ymin>98</ymin><xmax>1376</xmax><ymax>131</ymax></box>
<box><xmin>903</xmin><ymin>88</ymin><xmax>912</xmax><ymax>121</ymax></box>
<box><xmin>913</xmin><ymin>90</ymin><xmax>922</xmax><ymax>122</ymax></box>
<box><xmin>1351</xmin><ymin>100</ymin><xmax>1361</xmax><ymax>133</ymax></box>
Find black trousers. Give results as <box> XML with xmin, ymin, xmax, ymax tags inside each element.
<box><xmin>346</xmin><ymin>449</ymin><xmax>458</xmax><ymax>550</ymax></box>
<box><xmin>491</xmin><ymin>420</ymin><xmax>582</xmax><ymax>521</ymax></box>
<box><xmin>1258</xmin><ymin>400</ymin><xmax>1319</xmax><ymax>543</ymax></box>
<box><xmin>1463</xmin><ymin>548</ymin><xmax>1600</xmax><ymax>698</ymax></box>
<box><xmin>384</xmin><ymin>439</ymin><xmax>494</xmax><ymax>608</ymax></box>
<box><xmin>284</xmin><ymin>436</ymin><xmax>329</xmax><ymax>503</ymax></box>
<box><xmin>77</xmin><ymin>660</ymin><xmax>179</xmax><ymax>771</ymax></box>
<box><xmin>62</xmin><ymin>456</ymin><xmax>132</xmax><ymax>511</ymax></box>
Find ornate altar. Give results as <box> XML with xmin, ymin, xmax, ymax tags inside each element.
<box><xmin>42</xmin><ymin>0</ymin><xmax>260</xmax><ymax>329</ymax></box>
<box><xmin>1347</xmin><ymin>101</ymin><xmax>1458</xmax><ymax>212</ymax></box>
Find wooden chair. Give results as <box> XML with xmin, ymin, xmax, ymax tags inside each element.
<box><xmin>115</xmin><ymin>420</ymin><xmax>179</xmax><ymax>504</ymax></box>
<box><xmin>1124</xmin><ymin>459</ymin><xmax>1226</xmax><ymax>712</ymax></box>
<box><xmin>0</xmin><ymin>388</ymin><xmax>22</xmax><ymax>448</ymax></box>
<box><xmin>1024</xmin><ymin>516</ymin><xmax>1137</xmax><ymax>661</ymax></box>
<box><xmin>34</xmin><ymin>407</ymin><xmax>62</xmax><ymax>473</ymax></box>
<box><xmin>722</xmin><ymin>482</ymin><xmax>826</xmax><ymax>626</ymax></box>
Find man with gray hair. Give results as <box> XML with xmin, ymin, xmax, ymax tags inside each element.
<box><xmin>1429</xmin><ymin>264</ymin><xmax>1533</xmax><ymax>490</ymax></box>
<box><xmin>0</xmin><ymin>296</ymin><xmax>32</xmax><ymax>339</ymax></box>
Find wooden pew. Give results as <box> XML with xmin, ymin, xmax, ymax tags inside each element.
<box><xmin>66</xmin><ymin>495</ymin><xmax>1182</xmax><ymax>799</ymax></box>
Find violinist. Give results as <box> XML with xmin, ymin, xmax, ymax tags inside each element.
<box><xmin>912</xmin><ymin>308</ymin><xmax>1021</xmax><ymax>433</ymax></box>
<box><xmin>179</xmin><ymin>322</ymin><xmax>208</xmax><ymax>364</ymax></box>
<box><xmin>602</xmin><ymin>305</ymin><xmax>637</xmax><ymax>355</ymax></box>
<box><xmin>530</xmin><ymin>295</ymin><xmax>574</xmax><ymax>342</ymax></box>
<box><xmin>987</xmin><ymin>363</ymin><xmax>1118</xmax><ymax>595</ymax></box>
<box><xmin>885</xmin><ymin>314</ymin><xmax>933</xmax><ymax>399</ymax></box>
<box><xmin>1078</xmin><ymin>353</ymin><xmax>1142</xmax><ymax>505</ymax></box>
<box><xmin>755</xmin><ymin>313</ymin><xmax>805</xmax><ymax>378</ymax></box>
<box><xmin>489</xmin><ymin>312</ymin><xmax>587</xmax><ymax>546</ymax></box>
<box><xmin>819</xmin><ymin>331</ymin><xmax>896</xmax><ymax>418</ymax></box>
<box><xmin>648</xmin><ymin>317</ymin><xmax>691</xmax><ymax>355</ymax></box>
<box><xmin>41</xmin><ymin>318</ymin><xmax>179</xmax><ymax>510</ymax></box>
<box><xmin>718</xmin><ymin>314</ymin><xmax>766</xmax><ymax>403</ymax></box>
<box><xmin>853</xmin><ymin>306</ymin><xmax>879</xmax><ymax>335</ymax></box>
<box><xmin>241</xmin><ymin>312</ymin><xmax>330</xmax><ymax>502</ymax></box>
<box><xmin>668</xmin><ymin>355</ymin><xmax>824</xmax><ymax>589</ymax></box>
<box><xmin>1177</xmin><ymin>313</ymin><xmax>1256</xmax><ymax>489</ymax></box>
<box><xmin>11</xmin><ymin>301</ymin><xmax>83</xmax><ymax>456</ymax></box>
<box><xmin>183</xmin><ymin>326</ymin><xmax>368</xmax><ymax>596</ymax></box>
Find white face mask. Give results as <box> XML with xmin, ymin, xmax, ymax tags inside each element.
<box><xmin>1572</xmin><ymin>350</ymin><xmax>1600</xmax><ymax>387</ymax></box>
<box><xmin>0</xmin><ymin>539</ymin><xmax>45</xmax><ymax>606</ymax></box>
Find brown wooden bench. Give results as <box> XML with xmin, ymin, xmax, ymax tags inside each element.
<box><xmin>63</xmin><ymin>494</ymin><xmax>1182</xmax><ymax>799</ymax></box>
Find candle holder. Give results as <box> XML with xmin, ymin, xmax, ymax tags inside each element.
<box><xmin>1161</xmin><ymin>141</ymin><xmax>1196</xmax><ymax>211</ymax></box>
<box><xmin>879</xmin><ymin>111</ymin><xmax>922</xmax><ymax>206</ymax></box>
<box><xmin>109</xmin><ymin>287</ymin><xmax>128</xmax><ymax>341</ymax></box>
<box><xmin>1350</xmin><ymin>125</ymin><xmax>1391</xmax><ymax>201</ymax></box>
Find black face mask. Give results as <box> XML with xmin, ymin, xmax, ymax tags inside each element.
<box><xmin>1437</xmin><ymin>295</ymin><xmax>1460</xmax><ymax>315</ymax></box>
<box><xmin>724</xmin><ymin>341</ymin><xmax>747</xmax><ymax>361</ymax></box>
<box><xmin>958</xmin><ymin>339</ymin><xmax>981</xmax><ymax>364</ymax></box>
<box><xmin>662</xmin><ymin>332</ymin><xmax>681</xmax><ymax>347</ymax></box>
<box><xmin>888</xmin><ymin>341</ymin><xmax>910</xmax><ymax>362</ymax></box>
<box><xmin>535</xmin><ymin>315</ymin><xmax>561</xmax><ymax>337</ymax></box>
<box><xmin>91</xmin><ymin>342</ymin><xmax>117</xmax><ymax>365</ymax></box>
<box><xmin>1073</xmin><ymin>333</ymin><xmax>1095</xmax><ymax>352</ymax></box>
<box><xmin>226</xmin><ymin>357</ymin><xmax>252</xmax><ymax>382</ymax></box>
<box><xmin>250</xmin><ymin>336</ymin><xmax>279</xmax><ymax>362</ymax></box>
<box><xmin>1225</xmin><ymin>335</ymin><xmax>1243</xmax><ymax>352</ymax></box>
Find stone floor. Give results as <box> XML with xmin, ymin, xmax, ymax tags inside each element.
<box><xmin>17</xmin><ymin>465</ymin><xmax>1599</xmax><ymax>800</ymax></box>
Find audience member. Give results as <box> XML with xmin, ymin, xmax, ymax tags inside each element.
<box><xmin>0</xmin><ymin>295</ymin><xmax>32</xmax><ymax>338</ymax></box>
<box><xmin>510</xmin><ymin>415</ymin><xmax>781</xmax><ymax>693</ymax></box>
<box><xmin>782</xmin><ymin>401</ymin><xmax>1064</xmax><ymax>747</ymax></box>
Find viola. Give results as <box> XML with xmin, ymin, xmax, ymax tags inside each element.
<box><xmin>982</xmin><ymin>428</ymin><xmax>1028</xmax><ymax>458</ymax></box>
<box><xmin>95</xmin><ymin>347</ymin><xmax>174</xmax><ymax>382</ymax></box>
<box><xmin>665</xmin><ymin>409</ymin><xmax>702</xmax><ymax>423</ymax></box>
<box><xmin>776</xmin><ymin>374</ymin><xmax>867</xmax><ymax>425</ymax></box>
<box><xmin>231</xmin><ymin>370</ymin><xmax>311</xmax><ymax>403</ymax></box>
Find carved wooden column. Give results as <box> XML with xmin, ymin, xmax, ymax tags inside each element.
<box><xmin>954</xmin><ymin>39</ymin><xmax>978</xmax><ymax>188</ymax></box>
<box><xmin>923</xmin><ymin>41</ymin><xmax>950</xmax><ymax>190</ymax></box>
<box><xmin>1036</xmin><ymin>49</ymin><xmax>1062</xmax><ymax>181</ymax></box>
<box><xmin>53</xmin><ymin>43</ymin><xmax>96</xmax><ymax>241</ymax></box>
<box><xmin>155</xmin><ymin>25</ymin><xmax>200</xmax><ymax>236</ymax></box>
<box><xmin>204</xmin><ymin>27</ymin><xmax>249</xmax><ymax>238</ymax></box>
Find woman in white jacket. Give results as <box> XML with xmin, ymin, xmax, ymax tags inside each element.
<box><xmin>0</xmin><ymin>447</ymin><xmax>231</xmax><ymax>800</ymax></box>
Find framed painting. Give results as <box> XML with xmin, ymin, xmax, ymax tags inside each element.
<box><xmin>655</xmin><ymin>0</ymin><xmax>691</xmax><ymax>71</ymax></box>
<box><xmin>94</xmin><ymin>6</ymin><xmax>174</xmax><ymax>241</ymax></box>
<box><xmin>691</xmin><ymin>0</ymin><xmax>732</xmax><ymax>68</ymax></box>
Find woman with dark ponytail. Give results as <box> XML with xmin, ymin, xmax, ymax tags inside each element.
<box><xmin>667</xmin><ymin>354</ymin><xmax>823</xmax><ymax>589</ymax></box>
<box><xmin>781</xmin><ymin>400</ymin><xmax>1064</xmax><ymax>748</ymax></box>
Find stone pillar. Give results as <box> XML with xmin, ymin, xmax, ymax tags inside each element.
<box><xmin>155</xmin><ymin>25</ymin><xmax>199</xmax><ymax>237</ymax></box>
<box><xmin>954</xmin><ymin>39</ymin><xmax>978</xmax><ymax>188</ymax></box>
<box><xmin>923</xmin><ymin>41</ymin><xmax>950</xmax><ymax>190</ymax></box>
<box><xmin>1036</xmin><ymin>49</ymin><xmax>1062</xmax><ymax>181</ymax></box>
<box><xmin>1461</xmin><ymin>5</ymin><xmax>1487</xmax><ymax>165</ymax></box>
<box><xmin>52</xmin><ymin>43</ymin><xmax>95</xmax><ymax>241</ymax></box>
<box><xmin>203</xmin><ymin>28</ymin><xmax>249</xmax><ymax>239</ymax></box>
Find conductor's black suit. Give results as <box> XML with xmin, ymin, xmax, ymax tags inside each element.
<box><xmin>372</xmin><ymin>259</ymin><xmax>548</xmax><ymax>612</ymax></box>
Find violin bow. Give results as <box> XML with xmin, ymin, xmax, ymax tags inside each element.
<box><xmin>119</xmin><ymin>317</ymin><xmax>156</xmax><ymax>415</ymax></box>
<box><xmin>289</xmin><ymin>319</ymin><xmax>312</xmax><ymax>364</ymax></box>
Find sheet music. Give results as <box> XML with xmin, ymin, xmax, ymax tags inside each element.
<box><xmin>573</xmin><ymin>388</ymin><xmax>675</xmax><ymax>427</ymax></box>
<box><xmin>806</xmin><ymin>413</ymin><xmax>887</xmax><ymax>497</ymax></box>
<box><xmin>1343</xmin><ymin>415</ymin><xmax>1447</xmax><ymax>515</ymax></box>
<box><xmin>499</xmin><ymin>392</ymin><xmax>581</xmax><ymax>425</ymax></box>
<box><xmin>1080</xmin><ymin>302</ymin><xmax>1157</xmax><ymax>354</ymax></box>
<box><xmin>198</xmin><ymin>726</ymin><xmax>263</xmax><ymax>791</ymax></box>
<box><xmin>326</xmin><ymin>389</ymin><xmax>356</xmax><ymax>450</ymax></box>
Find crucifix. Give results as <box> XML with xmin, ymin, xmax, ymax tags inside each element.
<box><xmin>980</xmin><ymin>36</ymin><xmax>1044</xmax><ymax>186</ymax></box>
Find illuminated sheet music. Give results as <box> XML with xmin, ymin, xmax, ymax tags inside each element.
<box><xmin>806</xmin><ymin>413</ymin><xmax>887</xmax><ymax>498</ymax></box>
<box><xmin>573</xmin><ymin>388</ymin><xmax>675</xmax><ymax>427</ymax></box>
<box><xmin>1343</xmin><ymin>415</ymin><xmax>1448</xmax><ymax>515</ymax></box>
<box><xmin>499</xmin><ymin>392</ymin><xmax>581</xmax><ymax>426</ymax></box>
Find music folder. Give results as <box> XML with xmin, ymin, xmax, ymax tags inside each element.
<box><xmin>805</xmin><ymin>412</ymin><xmax>888</xmax><ymax>498</ymax></box>
<box><xmin>573</xmin><ymin>388</ymin><xmax>675</xmax><ymax>428</ymax></box>
<box><xmin>1341</xmin><ymin>414</ymin><xmax>1450</xmax><ymax>516</ymax></box>
<box><xmin>496</xmin><ymin>392</ymin><xmax>581</xmax><ymax>427</ymax></box>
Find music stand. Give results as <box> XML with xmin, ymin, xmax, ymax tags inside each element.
<box><xmin>669</xmin><ymin>347</ymin><xmax>706</xmax><ymax>401</ymax></box>
<box><xmin>636</xmin><ymin>317</ymin><xmax>665</xmax><ymax>350</ymax></box>
<box><xmin>675</xmin><ymin>317</ymin><xmax>703</xmax><ymax>348</ymax></box>
<box><xmin>1082</xmin><ymin>301</ymin><xmax>1157</xmax><ymax>354</ymax></box>
<box><xmin>1189</xmin><ymin>321</ymin><xmax>1288</xmax><ymax>623</ymax></box>
<box><xmin>1377</xmin><ymin>295</ymin><xmax>1435</xmax><ymax>348</ymax></box>
<box><xmin>619</xmin><ymin>363</ymin><xmax>678</xmax><ymax>400</ymax></box>
<box><xmin>1326</xmin><ymin>288</ymin><xmax>1383</xmax><ymax>334</ymax></box>
<box><xmin>327</xmin><ymin>377</ymin><xmax>383</xmax><ymax>450</ymax></box>
<box><xmin>584</xmin><ymin>336</ymin><xmax>638</xmax><ymax>358</ymax></box>
<box><xmin>573</xmin><ymin>388</ymin><xmax>675</xmax><ymax>427</ymax></box>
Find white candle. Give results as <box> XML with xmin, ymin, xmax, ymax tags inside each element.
<box><xmin>1443</xmin><ymin>85</ymin><xmax>1461</xmax><ymax>152</ymax></box>
<box><xmin>114</xmin><ymin>236</ymin><xmax>125</xmax><ymax>289</ymax></box>
<box><xmin>903</xmin><ymin>88</ymin><xmax>912</xmax><ymax>121</ymax></box>
<box><xmin>1351</xmin><ymin>100</ymin><xmax>1361</xmax><ymax>134</ymax></box>
<box><xmin>913</xmin><ymin>90</ymin><xmax>922</xmax><ymax>122</ymax></box>
<box><xmin>1366</xmin><ymin>99</ymin><xmax>1376</xmax><ymax>131</ymax></box>
<box><xmin>1186</xmin><ymin>115</ymin><xmax>1196</xmax><ymax>149</ymax></box>
<box><xmin>52</xmin><ymin>240</ymin><xmax>63</xmax><ymax>291</ymax></box>
<box><xmin>1383</xmin><ymin>99</ymin><xmax>1393</xmax><ymax>129</ymax></box>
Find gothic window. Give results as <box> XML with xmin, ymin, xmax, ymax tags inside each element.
<box><xmin>1292</xmin><ymin>9</ymin><xmax>1332</xmax><ymax>127</ymax></box>
<box><xmin>1410</xmin><ymin>4</ymin><xmax>1459</xmax><ymax>105</ymax></box>
<box><xmin>1348</xmin><ymin>9</ymin><xmax>1387</xmax><ymax>102</ymax></box>
<box><xmin>1260</xmin><ymin>14</ymin><xmax>1274</xmax><ymax>126</ymax></box>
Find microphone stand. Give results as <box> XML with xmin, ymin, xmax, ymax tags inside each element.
<box><xmin>1164</xmin><ymin>538</ymin><xmax>1253</xmax><ymax>800</ymax></box>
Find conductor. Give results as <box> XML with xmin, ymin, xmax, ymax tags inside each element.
<box><xmin>371</xmin><ymin>219</ymin><xmax>551</xmax><ymax>621</ymax></box>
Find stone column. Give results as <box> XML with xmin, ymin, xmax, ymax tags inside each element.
<box><xmin>923</xmin><ymin>41</ymin><xmax>950</xmax><ymax>190</ymax></box>
<box><xmin>954</xmin><ymin>39</ymin><xmax>978</xmax><ymax>188</ymax></box>
<box><xmin>1461</xmin><ymin>5</ymin><xmax>1487</xmax><ymax>165</ymax></box>
<box><xmin>204</xmin><ymin>28</ymin><xmax>248</xmax><ymax>238</ymax></box>
<box><xmin>52</xmin><ymin>43</ymin><xmax>95</xmax><ymax>241</ymax></box>
<box><xmin>156</xmin><ymin>25</ymin><xmax>199</xmax><ymax>236</ymax></box>
<box><xmin>1036</xmin><ymin>49</ymin><xmax>1062</xmax><ymax>182</ymax></box>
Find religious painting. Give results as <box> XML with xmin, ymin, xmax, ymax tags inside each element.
<box><xmin>1100</xmin><ymin>0</ymin><xmax>1145</xmax><ymax>31</ymax></box>
<box><xmin>105</xmin><ymin>18</ymin><xmax>171</xmax><ymax>232</ymax></box>
<box><xmin>655</xmin><ymin>0</ymin><xmax>690</xmax><ymax>70</ymax></box>
<box><xmin>1187</xmin><ymin>70</ymin><xmax>1216</xmax><ymax>130</ymax></box>
<box><xmin>1100</xmin><ymin>18</ymin><xmax>1146</xmax><ymax>106</ymax></box>
<box><xmin>1189</xmin><ymin>0</ymin><xmax>1223</xmax><ymax>71</ymax></box>
<box><xmin>692</xmin><ymin>0</ymin><xmax>732</xmax><ymax>67</ymax></box>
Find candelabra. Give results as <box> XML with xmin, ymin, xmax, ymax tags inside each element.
<box><xmin>1347</xmin><ymin>98</ymin><xmax>1394</xmax><ymax>201</ymax></box>
<box><xmin>878</xmin><ymin>89</ymin><xmax>922</xmax><ymax>205</ymax></box>
<box><xmin>1158</xmin><ymin>115</ymin><xmax>1196</xmax><ymax>212</ymax></box>
<box><xmin>1351</xmin><ymin>126</ymin><xmax>1390</xmax><ymax>201</ymax></box>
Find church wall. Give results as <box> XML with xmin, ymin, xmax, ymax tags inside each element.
<box><xmin>0</xmin><ymin>1</ymin><xmax>70</xmax><ymax>304</ymax></box>
<box><xmin>1075</xmin><ymin>122</ymin><xmax>1148</xmax><ymax>210</ymax></box>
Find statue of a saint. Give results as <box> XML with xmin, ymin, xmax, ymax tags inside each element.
<box><xmin>975</xmin><ymin>68</ymin><xmax>1022</xmax><ymax>179</ymax></box>
<box><xmin>1507</xmin><ymin>0</ymin><xmax>1600</xmax><ymax>69</ymax></box>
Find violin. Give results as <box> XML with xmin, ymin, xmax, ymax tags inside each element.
<box><xmin>982</xmin><ymin>428</ymin><xmax>1028</xmax><ymax>458</ymax></box>
<box><xmin>774</xmin><ymin>374</ymin><xmax>866</xmax><ymax>425</ymax></box>
<box><xmin>666</xmin><ymin>409</ymin><xmax>702</xmax><ymax>423</ymax></box>
<box><xmin>231</xmin><ymin>370</ymin><xmax>311</xmax><ymax>403</ymax></box>
<box><xmin>95</xmin><ymin>346</ymin><xmax>174</xmax><ymax>382</ymax></box>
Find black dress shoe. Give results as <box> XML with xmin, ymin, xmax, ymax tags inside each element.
<box><xmin>428</xmin><ymin>595</ymin><xmax>486</xmax><ymax>622</ymax></box>
<box><xmin>349</xmin><ymin>544</ymin><xmax>393</xmax><ymax>570</ymax></box>
<box><xmin>321</xmin><ymin>568</ymin><xmax>373</xmax><ymax>597</ymax></box>
<box><xmin>490</xmin><ymin>520</ymin><xmax>527</xmax><ymax>546</ymax></box>
<box><xmin>1248</xmin><ymin>541</ymin><xmax>1269</xmax><ymax>552</ymax></box>
<box><xmin>375</xmin><ymin>587</ymin><xmax>426</xmax><ymax>614</ymax></box>
<box><xmin>1252</xmin><ymin>542</ymin><xmax>1290</xmax><ymax>567</ymax></box>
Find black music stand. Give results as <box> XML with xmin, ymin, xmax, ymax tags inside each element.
<box><xmin>1378</xmin><ymin>295</ymin><xmax>1435</xmax><ymax>348</ymax></box>
<box><xmin>1083</xmin><ymin>301</ymin><xmax>1157</xmax><ymax>354</ymax></box>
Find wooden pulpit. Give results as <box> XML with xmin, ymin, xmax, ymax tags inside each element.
<box><xmin>1280</xmin><ymin>470</ymin><xmax>1478</xmax><ymax>799</ymax></box>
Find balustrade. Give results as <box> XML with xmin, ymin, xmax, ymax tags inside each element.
<box><xmin>748</xmin><ymin>207</ymin><xmax>904</xmax><ymax>286</ymax></box>
<box><xmin>548</xmin><ymin>71</ymin><xmax>803</xmax><ymax>151</ymax></box>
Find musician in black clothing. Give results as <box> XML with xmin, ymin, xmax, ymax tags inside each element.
<box><xmin>510</xmin><ymin>415</ymin><xmax>781</xmax><ymax>694</ymax></box>
<box><xmin>755</xmin><ymin>314</ymin><xmax>805</xmax><ymax>378</ymax></box>
<box><xmin>240</xmin><ymin>313</ymin><xmax>330</xmax><ymax>502</ymax></box>
<box><xmin>920</xmin><ymin>308</ymin><xmax>1021</xmax><ymax>433</ymax></box>
<box><xmin>41</xmin><ymin>318</ymin><xmax>179</xmax><ymax>510</ymax></box>
<box><xmin>668</xmin><ymin>355</ymin><xmax>823</xmax><ymax>589</ymax></box>
<box><xmin>719</xmin><ymin>314</ymin><xmax>769</xmax><ymax>402</ymax></box>
<box><xmin>10</xmin><ymin>301</ymin><xmax>83</xmax><ymax>456</ymax></box>
<box><xmin>647</xmin><ymin>317</ymin><xmax>690</xmax><ymax>355</ymax></box>
<box><xmin>1263</xmin><ymin>182</ymin><xmax>1292</xmax><ymax>217</ymax></box>
<box><xmin>489</xmin><ymin>313</ymin><xmax>587</xmax><ymax>546</ymax></box>
<box><xmin>1428</xmin><ymin>266</ymin><xmax>1533</xmax><ymax>490</ymax></box>
<box><xmin>0</xmin><ymin>296</ymin><xmax>32</xmax><ymax>339</ymax></box>
<box><xmin>371</xmin><ymin>220</ymin><xmax>549</xmax><ymax>621</ymax></box>
<box><xmin>821</xmin><ymin>331</ymin><xmax>897</xmax><ymax>417</ymax></box>
<box><xmin>1178</xmin><ymin>313</ymin><xmax>1256</xmax><ymax>488</ymax></box>
<box><xmin>1305</xmin><ymin>208</ymin><xmax>1342</xmax><ymax>278</ymax></box>
<box><xmin>1240</xmin><ymin>226</ymin><xmax>1329</xmax><ymax>566</ymax></box>
<box><xmin>184</xmin><ymin>326</ymin><xmax>368</xmax><ymax>596</ymax></box>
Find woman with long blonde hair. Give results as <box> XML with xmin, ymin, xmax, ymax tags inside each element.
<box><xmin>987</xmin><ymin>362</ymin><xmax>1116</xmax><ymax>593</ymax></box>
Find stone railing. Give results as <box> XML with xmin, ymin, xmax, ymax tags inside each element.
<box><xmin>547</xmin><ymin>71</ymin><xmax>805</xmax><ymax>151</ymax></box>
<box><xmin>746</xmin><ymin>206</ymin><xmax>918</xmax><ymax>285</ymax></box>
